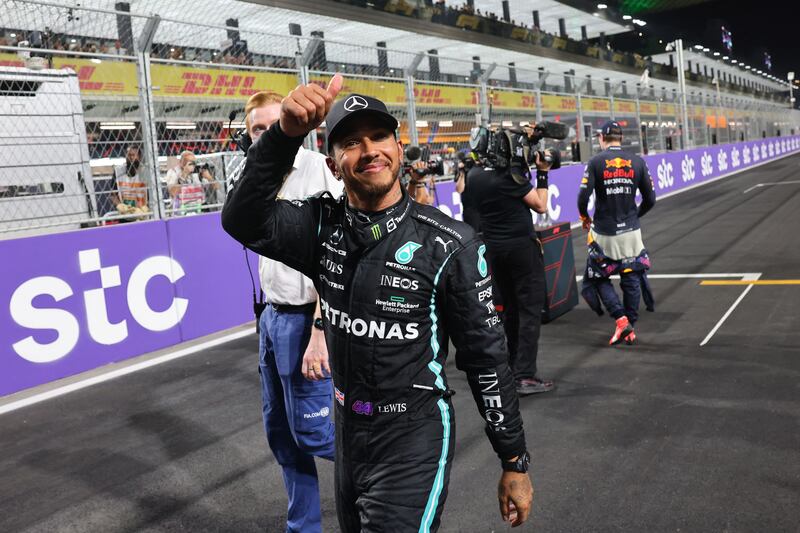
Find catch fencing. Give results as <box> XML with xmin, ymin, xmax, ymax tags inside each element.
<box><xmin>1</xmin><ymin>0</ymin><xmax>797</xmax><ymax>237</ymax></box>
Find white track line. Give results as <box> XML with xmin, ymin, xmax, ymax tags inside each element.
<box><xmin>575</xmin><ymin>273</ymin><xmax>758</xmax><ymax>283</ymax></box>
<box><xmin>743</xmin><ymin>179</ymin><xmax>800</xmax><ymax>194</ymax></box>
<box><xmin>0</xmin><ymin>327</ymin><xmax>256</xmax><ymax>416</ymax></box>
<box><xmin>699</xmin><ymin>273</ymin><xmax>762</xmax><ymax>347</ymax></box>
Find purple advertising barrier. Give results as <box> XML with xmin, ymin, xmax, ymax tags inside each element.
<box><xmin>435</xmin><ymin>135</ymin><xmax>800</xmax><ymax>223</ymax></box>
<box><xmin>2</xmin><ymin>136</ymin><xmax>799</xmax><ymax>398</ymax></box>
<box><xmin>164</xmin><ymin>213</ymin><xmax>257</xmax><ymax>341</ymax></box>
<box><xmin>1</xmin><ymin>214</ymin><xmax>256</xmax><ymax>397</ymax></box>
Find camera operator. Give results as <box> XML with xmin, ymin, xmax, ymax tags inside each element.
<box><xmin>406</xmin><ymin>159</ymin><xmax>435</xmax><ymax>205</ymax></box>
<box><xmin>165</xmin><ymin>150</ymin><xmax>218</xmax><ymax>215</ymax></box>
<box><xmin>467</xmin><ymin>144</ymin><xmax>555</xmax><ymax>396</ymax></box>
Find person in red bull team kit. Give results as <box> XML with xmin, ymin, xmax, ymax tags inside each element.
<box><xmin>222</xmin><ymin>74</ymin><xmax>533</xmax><ymax>532</ymax></box>
<box><xmin>577</xmin><ymin>120</ymin><xmax>656</xmax><ymax>345</ymax></box>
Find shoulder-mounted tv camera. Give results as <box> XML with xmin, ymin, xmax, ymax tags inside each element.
<box><xmin>402</xmin><ymin>145</ymin><xmax>445</xmax><ymax>178</ymax></box>
<box><xmin>469</xmin><ymin>121</ymin><xmax>568</xmax><ymax>183</ymax></box>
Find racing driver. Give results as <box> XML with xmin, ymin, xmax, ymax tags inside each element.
<box><xmin>222</xmin><ymin>73</ymin><xmax>534</xmax><ymax>532</ymax></box>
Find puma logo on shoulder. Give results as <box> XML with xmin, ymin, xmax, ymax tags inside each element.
<box><xmin>435</xmin><ymin>236</ymin><xmax>453</xmax><ymax>252</ymax></box>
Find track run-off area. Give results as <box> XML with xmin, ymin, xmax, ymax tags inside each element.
<box><xmin>2</xmin><ymin>153</ymin><xmax>799</xmax><ymax>532</ymax></box>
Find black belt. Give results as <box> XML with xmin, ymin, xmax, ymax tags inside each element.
<box><xmin>270</xmin><ymin>302</ymin><xmax>315</xmax><ymax>314</ymax></box>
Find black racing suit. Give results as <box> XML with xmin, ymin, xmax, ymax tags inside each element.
<box><xmin>577</xmin><ymin>145</ymin><xmax>655</xmax><ymax>235</ymax></box>
<box><xmin>222</xmin><ymin>123</ymin><xmax>527</xmax><ymax>533</ymax></box>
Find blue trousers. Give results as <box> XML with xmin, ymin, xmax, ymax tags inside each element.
<box><xmin>259</xmin><ymin>306</ymin><xmax>335</xmax><ymax>533</ymax></box>
<box><xmin>595</xmin><ymin>272</ymin><xmax>642</xmax><ymax>324</ymax></box>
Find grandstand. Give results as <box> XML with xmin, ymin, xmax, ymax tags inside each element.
<box><xmin>0</xmin><ymin>0</ymin><xmax>795</xmax><ymax>236</ymax></box>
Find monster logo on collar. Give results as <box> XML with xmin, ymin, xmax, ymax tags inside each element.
<box><xmin>395</xmin><ymin>241</ymin><xmax>422</xmax><ymax>265</ymax></box>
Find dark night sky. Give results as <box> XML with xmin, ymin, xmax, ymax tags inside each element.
<box><xmin>646</xmin><ymin>0</ymin><xmax>795</xmax><ymax>79</ymax></box>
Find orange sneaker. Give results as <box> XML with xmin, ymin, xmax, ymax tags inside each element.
<box><xmin>609</xmin><ymin>316</ymin><xmax>633</xmax><ymax>345</ymax></box>
<box><xmin>624</xmin><ymin>330</ymin><xmax>637</xmax><ymax>345</ymax></box>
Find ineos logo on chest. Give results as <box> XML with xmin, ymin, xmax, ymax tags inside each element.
<box><xmin>380</xmin><ymin>274</ymin><xmax>419</xmax><ymax>291</ymax></box>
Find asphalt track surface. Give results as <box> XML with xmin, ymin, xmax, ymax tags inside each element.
<box><xmin>2</xmin><ymin>153</ymin><xmax>800</xmax><ymax>533</ymax></box>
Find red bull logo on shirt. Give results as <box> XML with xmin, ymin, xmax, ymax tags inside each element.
<box><xmin>605</xmin><ymin>157</ymin><xmax>632</xmax><ymax>169</ymax></box>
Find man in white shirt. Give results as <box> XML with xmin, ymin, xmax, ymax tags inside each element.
<box><xmin>165</xmin><ymin>151</ymin><xmax>217</xmax><ymax>215</ymax></box>
<box><xmin>242</xmin><ymin>91</ymin><xmax>343</xmax><ymax>533</ymax></box>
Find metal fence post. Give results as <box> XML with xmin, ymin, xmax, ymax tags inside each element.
<box><xmin>404</xmin><ymin>53</ymin><xmax>425</xmax><ymax>147</ymax></box>
<box><xmin>535</xmin><ymin>88</ymin><xmax>543</xmax><ymax>124</ymax></box>
<box><xmin>297</xmin><ymin>36</ymin><xmax>322</xmax><ymax>152</ymax></box>
<box><xmin>478</xmin><ymin>62</ymin><xmax>497</xmax><ymax>127</ymax></box>
<box><xmin>574</xmin><ymin>76</ymin><xmax>587</xmax><ymax>143</ymax></box>
<box><xmin>534</xmin><ymin>71</ymin><xmax>548</xmax><ymax>125</ymax></box>
<box><xmin>656</xmin><ymin>100</ymin><xmax>664</xmax><ymax>152</ymax></box>
<box><xmin>479</xmin><ymin>81</ymin><xmax>490</xmax><ymax>127</ymax></box>
<box><xmin>635</xmin><ymin>87</ymin><xmax>644</xmax><ymax>154</ymax></box>
<box><xmin>134</xmin><ymin>15</ymin><xmax>163</xmax><ymax>220</ymax></box>
<box><xmin>609</xmin><ymin>92</ymin><xmax>615</xmax><ymax>120</ymax></box>
<box><xmin>405</xmin><ymin>75</ymin><xmax>419</xmax><ymax>147</ymax></box>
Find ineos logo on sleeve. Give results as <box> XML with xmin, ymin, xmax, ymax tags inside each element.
<box><xmin>344</xmin><ymin>95</ymin><xmax>368</xmax><ymax>112</ymax></box>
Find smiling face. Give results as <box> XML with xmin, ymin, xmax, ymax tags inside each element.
<box><xmin>327</xmin><ymin>115</ymin><xmax>403</xmax><ymax>209</ymax></box>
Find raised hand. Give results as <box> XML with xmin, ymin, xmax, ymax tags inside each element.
<box><xmin>280</xmin><ymin>73</ymin><xmax>343</xmax><ymax>138</ymax></box>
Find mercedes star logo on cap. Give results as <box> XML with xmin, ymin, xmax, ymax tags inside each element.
<box><xmin>344</xmin><ymin>95</ymin><xmax>369</xmax><ymax>112</ymax></box>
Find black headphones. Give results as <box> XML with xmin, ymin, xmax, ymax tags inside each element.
<box><xmin>228</xmin><ymin>110</ymin><xmax>252</xmax><ymax>153</ymax></box>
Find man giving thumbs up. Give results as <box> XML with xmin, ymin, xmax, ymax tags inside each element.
<box><xmin>223</xmin><ymin>74</ymin><xmax>534</xmax><ymax>532</ymax></box>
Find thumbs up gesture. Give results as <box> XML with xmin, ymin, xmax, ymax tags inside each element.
<box><xmin>280</xmin><ymin>73</ymin><xmax>343</xmax><ymax>138</ymax></box>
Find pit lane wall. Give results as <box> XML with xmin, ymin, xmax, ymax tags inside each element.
<box><xmin>434</xmin><ymin>135</ymin><xmax>800</xmax><ymax>224</ymax></box>
<box><xmin>2</xmin><ymin>135</ymin><xmax>799</xmax><ymax>398</ymax></box>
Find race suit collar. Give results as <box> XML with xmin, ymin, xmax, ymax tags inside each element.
<box><xmin>344</xmin><ymin>188</ymin><xmax>411</xmax><ymax>247</ymax></box>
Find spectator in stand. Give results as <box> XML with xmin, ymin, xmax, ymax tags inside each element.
<box><xmin>111</xmin><ymin>145</ymin><xmax>150</xmax><ymax>219</ymax></box>
<box><xmin>165</xmin><ymin>150</ymin><xmax>218</xmax><ymax>215</ymax></box>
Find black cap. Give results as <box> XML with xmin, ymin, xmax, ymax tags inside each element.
<box><xmin>596</xmin><ymin>120</ymin><xmax>623</xmax><ymax>137</ymax></box>
<box><xmin>325</xmin><ymin>93</ymin><xmax>398</xmax><ymax>153</ymax></box>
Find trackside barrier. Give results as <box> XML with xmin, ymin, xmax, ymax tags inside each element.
<box><xmin>1</xmin><ymin>134</ymin><xmax>799</xmax><ymax>398</ymax></box>
<box><xmin>434</xmin><ymin>135</ymin><xmax>800</xmax><ymax>224</ymax></box>
<box><xmin>1</xmin><ymin>214</ymin><xmax>254</xmax><ymax>397</ymax></box>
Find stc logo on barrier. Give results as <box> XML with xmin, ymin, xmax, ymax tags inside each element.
<box><xmin>9</xmin><ymin>249</ymin><xmax>188</xmax><ymax>364</ymax></box>
<box><xmin>731</xmin><ymin>147</ymin><xmax>741</xmax><ymax>168</ymax></box>
<box><xmin>546</xmin><ymin>183</ymin><xmax>561</xmax><ymax>220</ymax></box>
<box><xmin>700</xmin><ymin>152</ymin><xmax>714</xmax><ymax>177</ymax></box>
<box><xmin>656</xmin><ymin>158</ymin><xmax>674</xmax><ymax>189</ymax></box>
<box><xmin>717</xmin><ymin>150</ymin><xmax>729</xmax><ymax>172</ymax></box>
<box><xmin>681</xmin><ymin>155</ymin><xmax>696</xmax><ymax>183</ymax></box>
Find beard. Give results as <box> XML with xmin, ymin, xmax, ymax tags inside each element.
<box><xmin>126</xmin><ymin>159</ymin><xmax>141</xmax><ymax>177</ymax></box>
<box><xmin>343</xmin><ymin>165</ymin><xmax>400</xmax><ymax>203</ymax></box>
